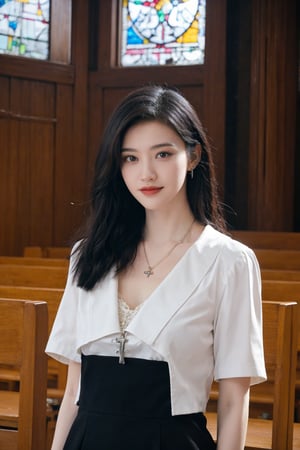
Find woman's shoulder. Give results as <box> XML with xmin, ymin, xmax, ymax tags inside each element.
<box><xmin>201</xmin><ymin>225</ymin><xmax>256</xmax><ymax>262</ymax></box>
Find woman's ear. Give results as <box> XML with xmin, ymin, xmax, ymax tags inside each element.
<box><xmin>188</xmin><ymin>144</ymin><xmax>202</xmax><ymax>171</ymax></box>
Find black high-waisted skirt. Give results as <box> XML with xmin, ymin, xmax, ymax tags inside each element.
<box><xmin>63</xmin><ymin>355</ymin><xmax>216</xmax><ymax>450</ymax></box>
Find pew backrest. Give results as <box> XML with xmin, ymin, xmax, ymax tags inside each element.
<box><xmin>261</xmin><ymin>269</ymin><xmax>300</xmax><ymax>281</ymax></box>
<box><xmin>254</xmin><ymin>249</ymin><xmax>300</xmax><ymax>270</ymax></box>
<box><xmin>0</xmin><ymin>298</ymin><xmax>48</xmax><ymax>450</ymax></box>
<box><xmin>0</xmin><ymin>264</ymin><xmax>68</xmax><ymax>288</ymax></box>
<box><xmin>0</xmin><ymin>285</ymin><xmax>64</xmax><ymax>329</ymax></box>
<box><xmin>0</xmin><ymin>285</ymin><xmax>66</xmax><ymax>390</ymax></box>
<box><xmin>207</xmin><ymin>301</ymin><xmax>298</xmax><ymax>450</ymax></box>
<box><xmin>231</xmin><ymin>230</ymin><xmax>300</xmax><ymax>250</ymax></box>
<box><xmin>257</xmin><ymin>301</ymin><xmax>297</xmax><ymax>448</ymax></box>
<box><xmin>24</xmin><ymin>246</ymin><xmax>71</xmax><ymax>258</ymax></box>
<box><xmin>0</xmin><ymin>256</ymin><xmax>69</xmax><ymax>266</ymax></box>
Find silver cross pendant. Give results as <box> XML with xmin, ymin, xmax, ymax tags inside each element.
<box><xmin>116</xmin><ymin>332</ymin><xmax>128</xmax><ymax>364</ymax></box>
<box><xmin>144</xmin><ymin>266</ymin><xmax>153</xmax><ymax>277</ymax></box>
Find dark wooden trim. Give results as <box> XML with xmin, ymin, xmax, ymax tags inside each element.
<box><xmin>203</xmin><ymin>0</ymin><xmax>227</xmax><ymax>194</ymax></box>
<box><xmin>50</xmin><ymin>0</ymin><xmax>72</xmax><ymax>63</ymax></box>
<box><xmin>89</xmin><ymin>66</ymin><xmax>204</xmax><ymax>87</ymax></box>
<box><xmin>0</xmin><ymin>108</ymin><xmax>57</xmax><ymax>123</ymax></box>
<box><xmin>248</xmin><ymin>0</ymin><xmax>297</xmax><ymax>230</ymax></box>
<box><xmin>53</xmin><ymin>0</ymin><xmax>90</xmax><ymax>245</ymax></box>
<box><xmin>0</xmin><ymin>55</ymin><xmax>74</xmax><ymax>84</ymax></box>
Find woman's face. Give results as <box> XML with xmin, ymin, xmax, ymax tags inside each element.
<box><xmin>120</xmin><ymin>120</ymin><xmax>191</xmax><ymax>212</ymax></box>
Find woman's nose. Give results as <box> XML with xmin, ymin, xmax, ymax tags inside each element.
<box><xmin>140</xmin><ymin>160</ymin><xmax>156</xmax><ymax>181</ymax></box>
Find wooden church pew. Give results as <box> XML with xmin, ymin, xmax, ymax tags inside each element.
<box><xmin>24</xmin><ymin>246</ymin><xmax>71</xmax><ymax>259</ymax></box>
<box><xmin>231</xmin><ymin>230</ymin><xmax>300</xmax><ymax>250</ymax></box>
<box><xmin>0</xmin><ymin>264</ymin><xmax>68</xmax><ymax>288</ymax></box>
<box><xmin>254</xmin><ymin>249</ymin><xmax>300</xmax><ymax>270</ymax></box>
<box><xmin>208</xmin><ymin>279</ymin><xmax>300</xmax><ymax>422</ymax></box>
<box><xmin>207</xmin><ymin>301</ymin><xmax>299</xmax><ymax>450</ymax></box>
<box><xmin>262</xmin><ymin>279</ymin><xmax>300</xmax><ymax>422</ymax></box>
<box><xmin>261</xmin><ymin>269</ymin><xmax>300</xmax><ymax>281</ymax></box>
<box><xmin>0</xmin><ymin>298</ymin><xmax>48</xmax><ymax>450</ymax></box>
<box><xmin>0</xmin><ymin>286</ymin><xmax>66</xmax><ymax>394</ymax></box>
<box><xmin>0</xmin><ymin>256</ymin><xmax>69</xmax><ymax>267</ymax></box>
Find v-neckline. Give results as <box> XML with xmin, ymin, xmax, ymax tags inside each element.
<box><xmin>117</xmin><ymin>225</ymin><xmax>208</xmax><ymax>317</ymax></box>
<box><xmin>123</xmin><ymin>224</ymin><xmax>224</xmax><ymax>345</ymax></box>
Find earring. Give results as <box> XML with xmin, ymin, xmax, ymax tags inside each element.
<box><xmin>190</xmin><ymin>169</ymin><xmax>194</xmax><ymax>179</ymax></box>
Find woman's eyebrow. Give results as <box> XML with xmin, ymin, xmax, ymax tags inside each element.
<box><xmin>121</xmin><ymin>142</ymin><xmax>176</xmax><ymax>152</ymax></box>
<box><xmin>121</xmin><ymin>147</ymin><xmax>138</xmax><ymax>153</ymax></box>
<box><xmin>151</xmin><ymin>142</ymin><xmax>176</xmax><ymax>150</ymax></box>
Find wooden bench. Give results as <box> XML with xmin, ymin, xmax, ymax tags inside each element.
<box><xmin>24</xmin><ymin>246</ymin><xmax>71</xmax><ymax>259</ymax></box>
<box><xmin>0</xmin><ymin>264</ymin><xmax>68</xmax><ymax>288</ymax></box>
<box><xmin>0</xmin><ymin>286</ymin><xmax>66</xmax><ymax>394</ymax></box>
<box><xmin>262</xmin><ymin>279</ymin><xmax>300</xmax><ymax>421</ymax></box>
<box><xmin>231</xmin><ymin>230</ymin><xmax>300</xmax><ymax>250</ymax></box>
<box><xmin>0</xmin><ymin>256</ymin><xmax>69</xmax><ymax>267</ymax></box>
<box><xmin>206</xmin><ymin>301</ymin><xmax>299</xmax><ymax>450</ymax></box>
<box><xmin>208</xmin><ymin>280</ymin><xmax>300</xmax><ymax>422</ymax></box>
<box><xmin>254</xmin><ymin>249</ymin><xmax>300</xmax><ymax>270</ymax></box>
<box><xmin>262</xmin><ymin>280</ymin><xmax>300</xmax><ymax>352</ymax></box>
<box><xmin>0</xmin><ymin>298</ymin><xmax>48</xmax><ymax>450</ymax></box>
<box><xmin>261</xmin><ymin>269</ymin><xmax>300</xmax><ymax>281</ymax></box>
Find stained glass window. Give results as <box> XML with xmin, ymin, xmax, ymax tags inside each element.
<box><xmin>121</xmin><ymin>0</ymin><xmax>206</xmax><ymax>66</ymax></box>
<box><xmin>0</xmin><ymin>0</ymin><xmax>50</xmax><ymax>60</ymax></box>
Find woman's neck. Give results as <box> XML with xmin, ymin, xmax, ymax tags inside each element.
<box><xmin>143</xmin><ymin>209</ymin><xmax>195</xmax><ymax>245</ymax></box>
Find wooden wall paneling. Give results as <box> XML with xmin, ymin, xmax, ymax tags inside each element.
<box><xmin>71</xmin><ymin>0</ymin><xmax>89</xmax><ymax>207</ymax></box>
<box><xmin>10</xmin><ymin>78</ymin><xmax>56</xmax><ymax>254</ymax></box>
<box><xmin>0</xmin><ymin>4</ymin><xmax>85</xmax><ymax>255</ymax></box>
<box><xmin>0</xmin><ymin>77</ymin><xmax>56</xmax><ymax>255</ymax></box>
<box><xmin>102</xmin><ymin>87</ymin><xmax>132</xmax><ymax>127</ymax></box>
<box><xmin>28</xmin><ymin>120</ymin><xmax>54</xmax><ymax>245</ymax></box>
<box><xmin>203</xmin><ymin>0</ymin><xmax>227</xmax><ymax>195</ymax></box>
<box><xmin>87</xmin><ymin>84</ymin><xmax>103</xmax><ymax>183</ymax></box>
<box><xmin>0</xmin><ymin>55</ymin><xmax>74</xmax><ymax>84</ymax></box>
<box><xmin>0</xmin><ymin>76</ymin><xmax>18</xmax><ymax>255</ymax></box>
<box><xmin>10</xmin><ymin>78</ymin><xmax>55</xmax><ymax>118</ymax></box>
<box><xmin>15</xmin><ymin>120</ymin><xmax>54</xmax><ymax>250</ymax></box>
<box><xmin>50</xmin><ymin>0</ymin><xmax>72</xmax><ymax>63</ymax></box>
<box><xmin>89</xmin><ymin>66</ymin><xmax>205</xmax><ymax>91</ymax></box>
<box><xmin>180</xmin><ymin>86</ymin><xmax>205</xmax><ymax>124</ymax></box>
<box><xmin>53</xmin><ymin>0</ymin><xmax>89</xmax><ymax>246</ymax></box>
<box><xmin>97</xmin><ymin>0</ymin><xmax>115</xmax><ymax>69</ymax></box>
<box><xmin>248</xmin><ymin>0</ymin><xmax>297</xmax><ymax>230</ymax></box>
<box><xmin>53</xmin><ymin>83</ymin><xmax>77</xmax><ymax>246</ymax></box>
<box><xmin>70</xmin><ymin>0</ymin><xmax>89</xmax><ymax>235</ymax></box>
<box><xmin>224</xmin><ymin>0</ymin><xmax>252</xmax><ymax>230</ymax></box>
<box><xmin>246</xmin><ymin>0</ymin><xmax>264</xmax><ymax>230</ymax></box>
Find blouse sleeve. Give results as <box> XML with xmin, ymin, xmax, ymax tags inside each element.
<box><xmin>45</xmin><ymin>246</ymin><xmax>82</xmax><ymax>364</ymax></box>
<box><xmin>213</xmin><ymin>244</ymin><xmax>267</xmax><ymax>385</ymax></box>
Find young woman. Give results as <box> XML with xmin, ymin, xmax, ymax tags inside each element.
<box><xmin>46</xmin><ymin>85</ymin><xmax>266</xmax><ymax>450</ymax></box>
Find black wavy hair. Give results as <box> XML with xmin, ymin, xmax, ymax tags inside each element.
<box><xmin>72</xmin><ymin>85</ymin><xmax>226</xmax><ymax>289</ymax></box>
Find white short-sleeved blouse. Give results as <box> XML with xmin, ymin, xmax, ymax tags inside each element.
<box><xmin>46</xmin><ymin>225</ymin><xmax>267</xmax><ymax>415</ymax></box>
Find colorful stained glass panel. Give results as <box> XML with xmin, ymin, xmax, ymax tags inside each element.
<box><xmin>0</xmin><ymin>0</ymin><xmax>50</xmax><ymax>59</ymax></box>
<box><xmin>121</xmin><ymin>0</ymin><xmax>206</xmax><ymax>66</ymax></box>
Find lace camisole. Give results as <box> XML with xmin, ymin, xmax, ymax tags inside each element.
<box><xmin>118</xmin><ymin>297</ymin><xmax>142</xmax><ymax>332</ymax></box>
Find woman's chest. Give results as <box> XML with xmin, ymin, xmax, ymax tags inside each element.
<box><xmin>118</xmin><ymin>243</ymin><xmax>194</xmax><ymax>309</ymax></box>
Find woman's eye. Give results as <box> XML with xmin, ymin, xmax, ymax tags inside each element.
<box><xmin>123</xmin><ymin>155</ymin><xmax>137</xmax><ymax>163</ymax></box>
<box><xmin>157</xmin><ymin>151</ymin><xmax>171</xmax><ymax>159</ymax></box>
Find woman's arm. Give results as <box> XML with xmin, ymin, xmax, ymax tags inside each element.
<box><xmin>50</xmin><ymin>361</ymin><xmax>81</xmax><ymax>450</ymax></box>
<box><xmin>216</xmin><ymin>377</ymin><xmax>250</xmax><ymax>450</ymax></box>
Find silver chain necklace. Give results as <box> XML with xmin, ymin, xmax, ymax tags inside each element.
<box><xmin>142</xmin><ymin>219</ymin><xmax>195</xmax><ymax>278</ymax></box>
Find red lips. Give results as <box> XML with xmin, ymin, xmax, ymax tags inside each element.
<box><xmin>140</xmin><ymin>187</ymin><xmax>163</xmax><ymax>195</ymax></box>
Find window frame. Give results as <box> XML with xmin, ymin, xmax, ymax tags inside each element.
<box><xmin>0</xmin><ymin>0</ymin><xmax>72</xmax><ymax>64</ymax></box>
<box><xmin>118</xmin><ymin>0</ymin><xmax>206</xmax><ymax>68</ymax></box>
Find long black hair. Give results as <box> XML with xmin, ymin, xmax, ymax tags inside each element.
<box><xmin>73</xmin><ymin>85</ymin><xmax>226</xmax><ymax>289</ymax></box>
